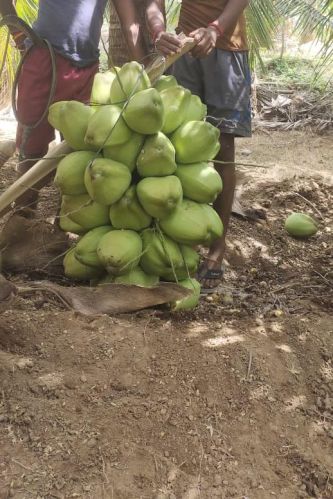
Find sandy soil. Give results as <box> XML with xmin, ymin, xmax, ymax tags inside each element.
<box><xmin>0</xmin><ymin>128</ymin><xmax>332</xmax><ymax>498</ymax></box>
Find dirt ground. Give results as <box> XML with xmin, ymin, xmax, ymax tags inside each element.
<box><xmin>0</xmin><ymin>128</ymin><xmax>332</xmax><ymax>498</ymax></box>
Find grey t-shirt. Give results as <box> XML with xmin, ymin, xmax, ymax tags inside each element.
<box><xmin>33</xmin><ymin>0</ymin><xmax>108</xmax><ymax>67</ymax></box>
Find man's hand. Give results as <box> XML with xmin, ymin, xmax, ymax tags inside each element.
<box><xmin>154</xmin><ymin>31</ymin><xmax>182</xmax><ymax>56</ymax></box>
<box><xmin>189</xmin><ymin>27</ymin><xmax>218</xmax><ymax>58</ymax></box>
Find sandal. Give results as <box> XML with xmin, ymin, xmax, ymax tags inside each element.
<box><xmin>198</xmin><ymin>267</ymin><xmax>224</xmax><ymax>295</ymax></box>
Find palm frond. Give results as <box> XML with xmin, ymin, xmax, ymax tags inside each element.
<box><xmin>246</xmin><ymin>0</ymin><xmax>279</xmax><ymax>69</ymax></box>
<box><xmin>277</xmin><ymin>0</ymin><xmax>333</xmax><ymax>77</ymax></box>
<box><xmin>15</xmin><ymin>0</ymin><xmax>39</xmax><ymax>24</ymax></box>
<box><xmin>166</xmin><ymin>0</ymin><xmax>181</xmax><ymax>31</ymax></box>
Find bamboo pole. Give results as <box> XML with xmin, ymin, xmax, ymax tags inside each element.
<box><xmin>0</xmin><ymin>141</ymin><xmax>71</xmax><ymax>217</ymax></box>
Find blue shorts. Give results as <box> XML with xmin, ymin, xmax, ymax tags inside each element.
<box><xmin>169</xmin><ymin>49</ymin><xmax>252</xmax><ymax>137</ymax></box>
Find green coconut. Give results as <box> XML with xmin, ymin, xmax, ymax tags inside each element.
<box><xmin>48</xmin><ymin>101</ymin><xmax>67</xmax><ymax>130</ymax></box>
<box><xmin>154</xmin><ymin>74</ymin><xmax>178</xmax><ymax>92</ymax></box>
<box><xmin>171</xmin><ymin>278</ymin><xmax>201</xmax><ymax>311</ymax></box>
<box><xmin>123</xmin><ymin>88</ymin><xmax>164</xmax><ymax>134</ymax></box>
<box><xmin>114</xmin><ymin>267</ymin><xmax>159</xmax><ymax>287</ymax></box>
<box><xmin>48</xmin><ymin>101</ymin><xmax>97</xmax><ymax>151</ymax></box>
<box><xmin>175</xmin><ymin>162</ymin><xmax>223</xmax><ymax>203</ymax></box>
<box><xmin>59</xmin><ymin>210</ymin><xmax>87</xmax><ymax>235</ymax></box>
<box><xmin>160</xmin><ymin>86</ymin><xmax>191</xmax><ymax>134</ymax></box>
<box><xmin>171</xmin><ymin>121</ymin><xmax>220</xmax><ymax>163</ymax></box>
<box><xmin>110</xmin><ymin>61</ymin><xmax>151</xmax><ymax>104</ymax></box>
<box><xmin>285</xmin><ymin>213</ymin><xmax>318</xmax><ymax>238</ymax></box>
<box><xmin>140</xmin><ymin>229</ymin><xmax>184</xmax><ymax>277</ymax></box>
<box><xmin>55</xmin><ymin>151</ymin><xmax>98</xmax><ymax>195</ymax></box>
<box><xmin>84</xmin><ymin>105</ymin><xmax>132</xmax><ymax>149</ymax></box>
<box><xmin>103</xmin><ymin>132</ymin><xmax>144</xmax><ymax>172</ymax></box>
<box><xmin>97</xmin><ymin>230</ymin><xmax>143</xmax><ymax>275</ymax></box>
<box><xmin>182</xmin><ymin>95</ymin><xmax>207</xmax><ymax>123</ymax></box>
<box><xmin>63</xmin><ymin>248</ymin><xmax>104</xmax><ymax>281</ymax></box>
<box><xmin>137</xmin><ymin>132</ymin><xmax>176</xmax><ymax>177</ymax></box>
<box><xmin>160</xmin><ymin>199</ymin><xmax>223</xmax><ymax>247</ymax></box>
<box><xmin>84</xmin><ymin>158</ymin><xmax>131</xmax><ymax>206</ymax></box>
<box><xmin>137</xmin><ymin>176</ymin><xmax>182</xmax><ymax>220</ymax></box>
<box><xmin>162</xmin><ymin>245</ymin><xmax>199</xmax><ymax>281</ymax></box>
<box><xmin>74</xmin><ymin>226</ymin><xmax>112</xmax><ymax>268</ymax></box>
<box><xmin>61</xmin><ymin>194</ymin><xmax>110</xmax><ymax>230</ymax></box>
<box><xmin>109</xmin><ymin>186</ymin><xmax>152</xmax><ymax>230</ymax></box>
<box><xmin>90</xmin><ymin>71</ymin><xmax>116</xmax><ymax>106</ymax></box>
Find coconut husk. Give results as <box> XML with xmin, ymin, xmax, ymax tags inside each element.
<box><xmin>0</xmin><ymin>214</ymin><xmax>68</xmax><ymax>275</ymax></box>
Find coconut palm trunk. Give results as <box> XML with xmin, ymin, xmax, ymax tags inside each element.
<box><xmin>108</xmin><ymin>0</ymin><xmax>150</xmax><ymax>67</ymax></box>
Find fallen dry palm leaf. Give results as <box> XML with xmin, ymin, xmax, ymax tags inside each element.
<box><xmin>18</xmin><ymin>281</ymin><xmax>191</xmax><ymax>315</ymax></box>
<box><xmin>255</xmin><ymin>84</ymin><xmax>333</xmax><ymax>131</ymax></box>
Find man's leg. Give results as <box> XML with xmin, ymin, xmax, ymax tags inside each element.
<box><xmin>200</xmin><ymin>133</ymin><xmax>235</xmax><ymax>289</ymax></box>
<box><xmin>198</xmin><ymin>49</ymin><xmax>251</xmax><ymax>290</ymax></box>
<box><xmin>14</xmin><ymin>47</ymin><xmax>57</xmax><ymax>215</ymax></box>
<box><xmin>13</xmin><ymin>51</ymin><xmax>98</xmax><ymax>216</ymax></box>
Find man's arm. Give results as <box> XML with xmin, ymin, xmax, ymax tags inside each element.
<box><xmin>190</xmin><ymin>0</ymin><xmax>249</xmax><ymax>58</ymax></box>
<box><xmin>0</xmin><ymin>0</ymin><xmax>27</xmax><ymax>51</ymax></box>
<box><xmin>113</xmin><ymin>0</ymin><xmax>146</xmax><ymax>62</ymax></box>
<box><xmin>146</xmin><ymin>0</ymin><xmax>182</xmax><ymax>55</ymax></box>
<box><xmin>146</xmin><ymin>0</ymin><xmax>249</xmax><ymax>58</ymax></box>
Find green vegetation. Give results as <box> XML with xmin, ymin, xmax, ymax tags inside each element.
<box><xmin>260</xmin><ymin>55</ymin><xmax>333</xmax><ymax>91</ymax></box>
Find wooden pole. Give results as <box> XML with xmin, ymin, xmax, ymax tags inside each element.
<box><xmin>0</xmin><ymin>141</ymin><xmax>71</xmax><ymax>217</ymax></box>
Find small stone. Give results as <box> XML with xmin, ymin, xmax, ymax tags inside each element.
<box><xmin>214</xmin><ymin>474</ymin><xmax>222</xmax><ymax>487</ymax></box>
<box><xmin>64</xmin><ymin>377</ymin><xmax>77</xmax><ymax>390</ymax></box>
<box><xmin>240</xmin><ymin>148</ymin><xmax>252</xmax><ymax>156</ymax></box>
<box><xmin>16</xmin><ymin>358</ymin><xmax>34</xmax><ymax>369</ymax></box>
<box><xmin>222</xmin><ymin>293</ymin><xmax>233</xmax><ymax>305</ymax></box>
<box><xmin>80</xmin><ymin>374</ymin><xmax>87</xmax><ymax>383</ymax></box>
